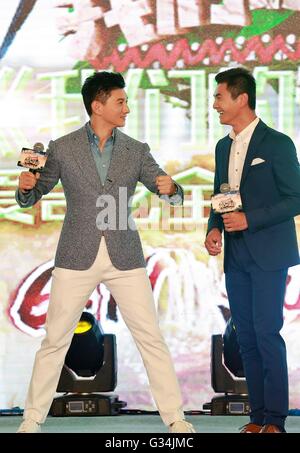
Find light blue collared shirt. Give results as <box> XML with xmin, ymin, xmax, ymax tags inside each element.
<box><xmin>86</xmin><ymin>122</ymin><xmax>115</xmax><ymax>185</ymax></box>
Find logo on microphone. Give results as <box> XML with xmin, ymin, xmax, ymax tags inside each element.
<box><xmin>211</xmin><ymin>183</ymin><xmax>242</xmax><ymax>214</ymax></box>
<box><xmin>17</xmin><ymin>143</ymin><xmax>47</xmax><ymax>172</ymax></box>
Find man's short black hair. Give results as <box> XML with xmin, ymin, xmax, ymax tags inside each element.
<box><xmin>215</xmin><ymin>67</ymin><xmax>256</xmax><ymax>110</ymax></box>
<box><xmin>81</xmin><ymin>71</ymin><xmax>125</xmax><ymax>116</ymax></box>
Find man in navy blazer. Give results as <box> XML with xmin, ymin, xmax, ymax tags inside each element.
<box><xmin>205</xmin><ymin>67</ymin><xmax>300</xmax><ymax>433</ymax></box>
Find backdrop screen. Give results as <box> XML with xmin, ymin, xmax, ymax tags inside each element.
<box><xmin>0</xmin><ymin>0</ymin><xmax>299</xmax><ymax>411</ymax></box>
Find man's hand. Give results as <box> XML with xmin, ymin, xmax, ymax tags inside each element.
<box><xmin>155</xmin><ymin>175</ymin><xmax>176</xmax><ymax>195</ymax></box>
<box><xmin>19</xmin><ymin>171</ymin><xmax>40</xmax><ymax>193</ymax></box>
<box><xmin>222</xmin><ymin>212</ymin><xmax>248</xmax><ymax>232</ymax></box>
<box><xmin>205</xmin><ymin>228</ymin><xmax>222</xmax><ymax>256</ymax></box>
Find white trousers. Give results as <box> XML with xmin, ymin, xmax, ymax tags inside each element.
<box><xmin>24</xmin><ymin>237</ymin><xmax>184</xmax><ymax>426</ymax></box>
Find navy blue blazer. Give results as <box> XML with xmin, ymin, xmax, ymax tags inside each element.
<box><xmin>207</xmin><ymin>120</ymin><xmax>300</xmax><ymax>271</ymax></box>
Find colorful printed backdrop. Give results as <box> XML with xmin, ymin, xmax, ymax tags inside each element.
<box><xmin>0</xmin><ymin>1</ymin><xmax>300</xmax><ymax>411</ymax></box>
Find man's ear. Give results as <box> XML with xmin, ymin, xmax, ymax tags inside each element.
<box><xmin>91</xmin><ymin>99</ymin><xmax>103</xmax><ymax>116</ymax></box>
<box><xmin>238</xmin><ymin>92</ymin><xmax>249</xmax><ymax>108</ymax></box>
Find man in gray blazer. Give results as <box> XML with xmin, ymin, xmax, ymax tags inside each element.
<box><xmin>16</xmin><ymin>71</ymin><xmax>195</xmax><ymax>433</ymax></box>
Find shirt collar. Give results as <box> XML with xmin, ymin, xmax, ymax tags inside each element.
<box><xmin>229</xmin><ymin>117</ymin><xmax>260</xmax><ymax>142</ymax></box>
<box><xmin>86</xmin><ymin>121</ymin><xmax>115</xmax><ymax>144</ymax></box>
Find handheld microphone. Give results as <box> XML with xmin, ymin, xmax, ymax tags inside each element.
<box><xmin>30</xmin><ymin>143</ymin><xmax>45</xmax><ymax>174</ymax></box>
<box><xmin>211</xmin><ymin>183</ymin><xmax>242</xmax><ymax>214</ymax></box>
<box><xmin>17</xmin><ymin>142</ymin><xmax>47</xmax><ymax>174</ymax></box>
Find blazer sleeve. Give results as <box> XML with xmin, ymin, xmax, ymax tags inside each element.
<box><xmin>246</xmin><ymin>135</ymin><xmax>300</xmax><ymax>232</ymax></box>
<box><xmin>15</xmin><ymin>140</ymin><xmax>60</xmax><ymax>208</ymax></box>
<box><xmin>207</xmin><ymin>144</ymin><xmax>224</xmax><ymax>235</ymax></box>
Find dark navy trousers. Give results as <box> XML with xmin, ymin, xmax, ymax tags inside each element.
<box><xmin>225</xmin><ymin>235</ymin><xmax>288</xmax><ymax>429</ymax></box>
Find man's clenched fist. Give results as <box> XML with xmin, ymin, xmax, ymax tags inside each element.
<box><xmin>155</xmin><ymin>175</ymin><xmax>176</xmax><ymax>195</ymax></box>
<box><xmin>19</xmin><ymin>171</ymin><xmax>40</xmax><ymax>193</ymax></box>
<box><xmin>204</xmin><ymin>228</ymin><xmax>222</xmax><ymax>256</ymax></box>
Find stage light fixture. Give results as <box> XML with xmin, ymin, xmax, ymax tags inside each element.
<box><xmin>203</xmin><ymin>317</ymin><xmax>249</xmax><ymax>415</ymax></box>
<box><xmin>223</xmin><ymin>317</ymin><xmax>245</xmax><ymax>378</ymax></box>
<box><xmin>64</xmin><ymin>312</ymin><xmax>105</xmax><ymax>377</ymax></box>
<box><xmin>49</xmin><ymin>312</ymin><xmax>126</xmax><ymax>416</ymax></box>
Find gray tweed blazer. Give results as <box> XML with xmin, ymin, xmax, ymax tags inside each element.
<box><xmin>17</xmin><ymin>126</ymin><xmax>181</xmax><ymax>270</ymax></box>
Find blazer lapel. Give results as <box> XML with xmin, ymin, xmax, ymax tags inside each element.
<box><xmin>104</xmin><ymin>129</ymin><xmax>130</xmax><ymax>191</ymax></box>
<box><xmin>71</xmin><ymin>125</ymin><xmax>102</xmax><ymax>192</ymax></box>
<box><xmin>240</xmin><ymin>120</ymin><xmax>268</xmax><ymax>188</ymax></box>
<box><xmin>220</xmin><ymin>135</ymin><xmax>232</xmax><ymax>187</ymax></box>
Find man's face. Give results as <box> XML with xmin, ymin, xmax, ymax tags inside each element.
<box><xmin>93</xmin><ymin>88</ymin><xmax>130</xmax><ymax>127</ymax></box>
<box><xmin>213</xmin><ymin>83</ymin><xmax>242</xmax><ymax>126</ymax></box>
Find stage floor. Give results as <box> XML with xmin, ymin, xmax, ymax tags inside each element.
<box><xmin>1</xmin><ymin>415</ymin><xmax>299</xmax><ymax>433</ymax></box>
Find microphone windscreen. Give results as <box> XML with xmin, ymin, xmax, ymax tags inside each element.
<box><xmin>220</xmin><ymin>183</ymin><xmax>231</xmax><ymax>193</ymax></box>
<box><xmin>33</xmin><ymin>142</ymin><xmax>44</xmax><ymax>153</ymax></box>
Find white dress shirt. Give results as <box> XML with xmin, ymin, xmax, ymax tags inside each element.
<box><xmin>228</xmin><ymin>117</ymin><xmax>260</xmax><ymax>191</ymax></box>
